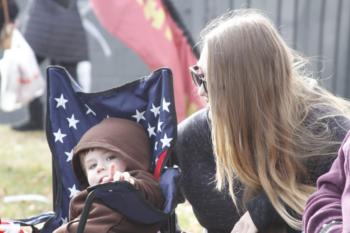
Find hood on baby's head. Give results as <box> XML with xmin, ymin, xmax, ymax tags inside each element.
<box><xmin>72</xmin><ymin>117</ymin><xmax>151</xmax><ymax>188</ymax></box>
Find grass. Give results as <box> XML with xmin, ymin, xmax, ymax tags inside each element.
<box><xmin>0</xmin><ymin>125</ymin><xmax>52</xmax><ymax>219</ymax></box>
<box><xmin>0</xmin><ymin>124</ymin><xmax>202</xmax><ymax>232</ymax></box>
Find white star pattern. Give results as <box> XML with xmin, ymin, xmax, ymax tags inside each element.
<box><xmin>150</xmin><ymin>103</ymin><xmax>160</xmax><ymax>117</ymax></box>
<box><xmin>47</xmin><ymin>67</ymin><xmax>179</xmax><ymax>216</ymax></box>
<box><xmin>132</xmin><ymin>109</ymin><xmax>146</xmax><ymax>123</ymax></box>
<box><xmin>65</xmin><ymin>149</ymin><xmax>73</xmax><ymax>162</ymax></box>
<box><xmin>85</xmin><ymin>104</ymin><xmax>96</xmax><ymax>116</ymax></box>
<box><xmin>160</xmin><ymin>133</ymin><xmax>173</xmax><ymax>148</ymax></box>
<box><xmin>68</xmin><ymin>184</ymin><xmax>80</xmax><ymax>198</ymax></box>
<box><xmin>157</xmin><ymin>121</ymin><xmax>163</xmax><ymax>132</ymax></box>
<box><xmin>67</xmin><ymin>114</ymin><xmax>79</xmax><ymax>129</ymax></box>
<box><xmin>55</xmin><ymin>94</ymin><xmax>68</xmax><ymax>109</ymax></box>
<box><xmin>162</xmin><ymin>98</ymin><xmax>171</xmax><ymax>112</ymax></box>
<box><xmin>147</xmin><ymin>123</ymin><xmax>156</xmax><ymax>137</ymax></box>
<box><xmin>53</xmin><ymin>129</ymin><xmax>66</xmax><ymax>143</ymax></box>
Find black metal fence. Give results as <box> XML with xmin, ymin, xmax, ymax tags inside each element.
<box><xmin>1</xmin><ymin>0</ymin><xmax>349</xmax><ymax>124</ymax></box>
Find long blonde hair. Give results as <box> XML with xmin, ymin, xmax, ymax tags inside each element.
<box><xmin>201</xmin><ymin>9</ymin><xmax>350</xmax><ymax>229</ymax></box>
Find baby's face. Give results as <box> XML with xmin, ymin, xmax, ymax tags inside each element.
<box><xmin>83</xmin><ymin>148</ymin><xmax>127</xmax><ymax>186</ymax></box>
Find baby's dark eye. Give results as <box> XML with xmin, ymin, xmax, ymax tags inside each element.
<box><xmin>88</xmin><ymin>163</ymin><xmax>97</xmax><ymax>170</ymax></box>
<box><xmin>107</xmin><ymin>155</ymin><xmax>117</xmax><ymax>161</ymax></box>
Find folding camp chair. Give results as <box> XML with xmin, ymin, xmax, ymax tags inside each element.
<box><xmin>11</xmin><ymin>66</ymin><xmax>181</xmax><ymax>233</ymax></box>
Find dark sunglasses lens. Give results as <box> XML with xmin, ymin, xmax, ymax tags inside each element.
<box><xmin>190</xmin><ymin>69</ymin><xmax>202</xmax><ymax>87</ymax></box>
<box><xmin>190</xmin><ymin>66</ymin><xmax>208</xmax><ymax>94</ymax></box>
<box><xmin>203</xmin><ymin>81</ymin><xmax>207</xmax><ymax>93</ymax></box>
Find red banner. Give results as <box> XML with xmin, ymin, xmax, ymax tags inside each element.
<box><xmin>91</xmin><ymin>0</ymin><xmax>203</xmax><ymax>121</ymax></box>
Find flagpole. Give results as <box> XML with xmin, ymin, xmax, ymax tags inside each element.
<box><xmin>161</xmin><ymin>0</ymin><xmax>200</xmax><ymax>59</ymax></box>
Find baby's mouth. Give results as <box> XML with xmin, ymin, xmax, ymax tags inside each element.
<box><xmin>99</xmin><ymin>176</ymin><xmax>107</xmax><ymax>184</ymax></box>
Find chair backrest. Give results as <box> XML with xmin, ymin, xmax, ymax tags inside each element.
<box><xmin>44</xmin><ymin>66</ymin><xmax>177</xmax><ymax>231</ymax></box>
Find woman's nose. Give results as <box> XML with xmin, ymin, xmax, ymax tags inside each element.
<box><xmin>198</xmin><ymin>85</ymin><xmax>208</xmax><ymax>101</ymax></box>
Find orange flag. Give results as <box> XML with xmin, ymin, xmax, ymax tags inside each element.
<box><xmin>91</xmin><ymin>0</ymin><xmax>204</xmax><ymax>121</ymax></box>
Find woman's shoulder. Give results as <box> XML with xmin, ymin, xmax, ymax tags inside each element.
<box><xmin>176</xmin><ymin>108</ymin><xmax>213</xmax><ymax>160</ymax></box>
<box><xmin>306</xmin><ymin>106</ymin><xmax>350</xmax><ymax>141</ymax></box>
<box><xmin>302</xmin><ymin>107</ymin><xmax>350</xmax><ymax>184</ymax></box>
<box><xmin>330</xmin><ymin>115</ymin><xmax>350</xmax><ymax>141</ymax></box>
<box><xmin>178</xmin><ymin>107</ymin><xmax>210</xmax><ymax>136</ymax></box>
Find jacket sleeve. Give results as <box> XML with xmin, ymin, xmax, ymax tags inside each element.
<box><xmin>246</xmin><ymin>153</ymin><xmax>334</xmax><ymax>231</ymax></box>
<box><xmin>52</xmin><ymin>190</ymin><xmax>88</xmax><ymax>233</ymax></box>
<box><xmin>303</xmin><ymin>137</ymin><xmax>349</xmax><ymax>233</ymax></box>
<box><xmin>245</xmin><ymin>192</ymin><xmax>283</xmax><ymax>231</ymax></box>
<box><xmin>130</xmin><ymin>170</ymin><xmax>164</xmax><ymax>210</ymax></box>
<box><xmin>246</xmin><ymin>117</ymin><xmax>350</xmax><ymax>232</ymax></box>
<box><xmin>69</xmin><ymin>189</ymin><xmax>88</xmax><ymax>220</ymax></box>
<box><xmin>245</xmin><ymin>156</ymin><xmax>343</xmax><ymax>232</ymax></box>
<box><xmin>245</xmin><ymin>152</ymin><xmax>338</xmax><ymax>232</ymax></box>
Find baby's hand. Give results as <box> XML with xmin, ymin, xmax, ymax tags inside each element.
<box><xmin>113</xmin><ymin>171</ymin><xmax>135</xmax><ymax>185</ymax></box>
<box><xmin>100</xmin><ymin>164</ymin><xmax>135</xmax><ymax>185</ymax></box>
<box><xmin>100</xmin><ymin>164</ymin><xmax>116</xmax><ymax>184</ymax></box>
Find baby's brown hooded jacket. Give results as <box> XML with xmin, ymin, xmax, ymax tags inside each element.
<box><xmin>54</xmin><ymin>118</ymin><xmax>164</xmax><ymax>233</ymax></box>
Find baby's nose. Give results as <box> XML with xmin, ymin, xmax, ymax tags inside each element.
<box><xmin>97</xmin><ymin>164</ymin><xmax>106</xmax><ymax>173</ymax></box>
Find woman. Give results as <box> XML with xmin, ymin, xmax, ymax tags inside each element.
<box><xmin>175</xmin><ymin>9</ymin><xmax>350</xmax><ymax>233</ymax></box>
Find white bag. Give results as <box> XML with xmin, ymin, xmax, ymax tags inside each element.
<box><xmin>0</xmin><ymin>28</ymin><xmax>44</xmax><ymax>112</ymax></box>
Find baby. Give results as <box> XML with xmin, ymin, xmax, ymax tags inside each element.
<box><xmin>54</xmin><ymin>117</ymin><xmax>164</xmax><ymax>233</ymax></box>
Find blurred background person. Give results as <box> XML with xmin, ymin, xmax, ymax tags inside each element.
<box><xmin>12</xmin><ymin>0</ymin><xmax>89</xmax><ymax>131</ymax></box>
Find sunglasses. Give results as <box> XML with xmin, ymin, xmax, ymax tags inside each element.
<box><xmin>189</xmin><ymin>65</ymin><xmax>207</xmax><ymax>94</ymax></box>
